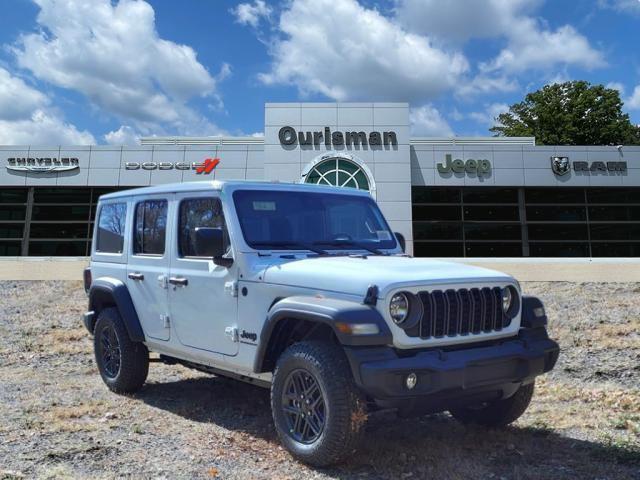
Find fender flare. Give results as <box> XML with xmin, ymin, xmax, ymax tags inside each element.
<box><xmin>88</xmin><ymin>278</ymin><xmax>145</xmax><ymax>342</ymax></box>
<box><xmin>253</xmin><ymin>295</ymin><xmax>392</xmax><ymax>373</ymax></box>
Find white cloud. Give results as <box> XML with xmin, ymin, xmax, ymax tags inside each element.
<box><xmin>0</xmin><ymin>110</ymin><xmax>95</xmax><ymax>144</ymax></box>
<box><xmin>607</xmin><ymin>82</ymin><xmax>626</xmax><ymax>96</ymax></box>
<box><xmin>0</xmin><ymin>66</ymin><xmax>94</xmax><ymax>144</ymax></box>
<box><xmin>258</xmin><ymin>0</ymin><xmax>468</xmax><ymax>102</ymax></box>
<box><xmin>410</xmin><ymin>105</ymin><xmax>453</xmax><ymax>136</ymax></box>
<box><xmin>483</xmin><ymin>21</ymin><xmax>605</xmax><ymax>73</ymax></box>
<box><xmin>626</xmin><ymin>85</ymin><xmax>640</xmax><ymax>110</ymax></box>
<box><xmin>13</xmin><ymin>0</ymin><xmax>225</xmax><ymax>135</ymax></box>
<box><xmin>456</xmin><ymin>74</ymin><xmax>519</xmax><ymax>97</ymax></box>
<box><xmin>598</xmin><ymin>0</ymin><xmax>640</xmax><ymax>14</ymax></box>
<box><xmin>395</xmin><ymin>0</ymin><xmax>539</xmax><ymax>43</ymax></box>
<box><xmin>0</xmin><ymin>68</ymin><xmax>49</xmax><ymax>120</ymax></box>
<box><xmin>468</xmin><ymin>103</ymin><xmax>509</xmax><ymax>126</ymax></box>
<box><xmin>232</xmin><ymin>0</ymin><xmax>272</xmax><ymax>27</ymax></box>
<box><xmin>397</xmin><ymin>0</ymin><xmax>604</xmax><ymax>85</ymax></box>
<box><xmin>104</xmin><ymin>125</ymin><xmax>139</xmax><ymax>145</ymax></box>
<box><xmin>547</xmin><ymin>70</ymin><xmax>571</xmax><ymax>85</ymax></box>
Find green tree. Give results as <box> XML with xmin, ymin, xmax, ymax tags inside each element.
<box><xmin>490</xmin><ymin>81</ymin><xmax>640</xmax><ymax>145</ymax></box>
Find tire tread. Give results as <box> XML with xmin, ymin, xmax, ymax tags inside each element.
<box><xmin>271</xmin><ymin>341</ymin><xmax>366</xmax><ymax>466</ymax></box>
<box><xmin>94</xmin><ymin>307</ymin><xmax>149</xmax><ymax>394</ymax></box>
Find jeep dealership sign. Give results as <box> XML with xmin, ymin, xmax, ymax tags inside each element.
<box><xmin>437</xmin><ymin>154</ymin><xmax>492</xmax><ymax>176</ymax></box>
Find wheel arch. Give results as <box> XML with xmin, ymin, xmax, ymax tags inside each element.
<box><xmin>253</xmin><ymin>295</ymin><xmax>391</xmax><ymax>373</ymax></box>
<box><xmin>88</xmin><ymin>278</ymin><xmax>145</xmax><ymax>342</ymax></box>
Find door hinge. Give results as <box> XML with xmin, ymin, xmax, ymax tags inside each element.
<box><xmin>160</xmin><ymin>314</ymin><xmax>170</xmax><ymax>328</ymax></box>
<box><xmin>225</xmin><ymin>326</ymin><xmax>239</xmax><ymax>343</ymax></box>
<box><xmin>224</xmin><ymin>280</ymin><xmax>238</xmax><ymax>297</ymax></box>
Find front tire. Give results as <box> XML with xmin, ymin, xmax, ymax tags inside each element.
<box><xmin>449</xmin><ymin>382</ymin><xmax>535</xmax><ymax>427</ymax></box>
<box><xmin>271</xmin><ymin>341</ymin><xmax>367</xmax><ymax>467</ymax></box>
<box><xmin>94</xmin><ymin>307</ymin><xmax>149</xmax><ymax>394</ymax></box>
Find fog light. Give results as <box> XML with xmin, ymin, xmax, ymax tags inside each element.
<box><xmin>405</xmin><ymin>373</ymin><xmax>418</xmax><ymax>390</ymax></box>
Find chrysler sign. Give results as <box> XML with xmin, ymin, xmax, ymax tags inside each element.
<box><xmin>6</xmin><ymin>157</ymin><xmax>79</xmax><ymax>173</ymax></box>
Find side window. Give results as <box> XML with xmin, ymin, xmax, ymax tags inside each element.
<box><xmin>133</xmin><ymin>199</ymin><xmax>168</xmax><ymax>255</ymax></box>
<box><xmin>179</xmin><ymin>197</ymin><xmax>227</xmax><ymax>257</ymax></box>
<box><xmin>96</xmin><ymin>203</ymin><xmax>127</xmax><ymax>253</ymax></box>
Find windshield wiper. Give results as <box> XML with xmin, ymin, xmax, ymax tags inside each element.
<box><xmin>314</xmin><ymin>240</ymin><xmax>384</xmax><ymax>256</ymax></box>
<box><xmin>251</xmin><ymin>241</ymin><xmax>329</xmax><ymax>256</ymax></box>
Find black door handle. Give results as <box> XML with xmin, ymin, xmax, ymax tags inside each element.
<box><xmin>128</xmin><ymin>273</ymin><xmax>144</xmax><ymax>281</ymax></box>
<box><xmin>168</xmin><ymin>277</ymin><xmax>188</xmax><ymax>286</ymax></box>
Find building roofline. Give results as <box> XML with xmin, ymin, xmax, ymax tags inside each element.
<box><xmin>410</xmin><ymin>137</ymin><xmax>535</xmax><ymax>146</ymax></box>
<box><xmin>139</xmin><ymin>136</ymin><xmax>265</xmax><ymax>145</ymax></box>
<box><xmin>137</xmin><ymin>135</ymin><xmax>536</xmax><ymax>146</ymax></box>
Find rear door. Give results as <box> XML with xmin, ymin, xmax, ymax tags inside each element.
<box><xmin>126</xmin><ymin>196</ymin><xmax>171</xmax><ymax>341</ymax></box>
<box><xmin>168</xmin><ymin>192</ymin><xmax>239</xmax><ymax>356</ymax></box>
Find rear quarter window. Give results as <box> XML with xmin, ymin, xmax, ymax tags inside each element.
<box><xmin>96</xmin><ymin>203</ymin><xmax>127</xmax><ymax>254</ymax></box>
<box><xmin>133</xmin><ymin>199</ymin><xmax>168</xmax><ymax>255</ymax></box>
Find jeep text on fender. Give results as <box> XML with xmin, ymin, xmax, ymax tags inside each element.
<box><xmin>83</xmin><ymin>180</ymin><xmax>559</xmax><ymax>467</ymax></box>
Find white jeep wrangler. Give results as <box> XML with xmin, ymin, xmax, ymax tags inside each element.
<box><xmin>83</xmin><ymin>180</ymin><xmax>559</xmax><ymax>466</ymax></box>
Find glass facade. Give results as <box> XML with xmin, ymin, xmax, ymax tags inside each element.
<box><xmin>0</xmin><ymin>187</ymin><xmax>122</xmax><ymax>256</ymax></box>
<box><xmin>1</xmin><ymin>185</ymin><xmax>640</xmax><ymax>257</ymax></box>
<box><xmin>412</xmin><ymin>187</ymin><xmax>640</xmax><ymax>257</ymax></box>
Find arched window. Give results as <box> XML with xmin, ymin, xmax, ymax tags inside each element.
<box><xmin>304</xmin><ymin>157</ymin><xmax>370</xmax><ymax>191</ymax></box>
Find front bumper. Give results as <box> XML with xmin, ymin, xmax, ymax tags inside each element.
<box><xmin>344</xmin><ymin>328</ymin><xmax>559</xmax><ymax>402</ymax></box>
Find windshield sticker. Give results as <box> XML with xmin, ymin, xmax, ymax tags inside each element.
<box><xmin>253</xmin><ymin>201</ymin><xmax>276</xmax><ymax>211</ymax></box>
<box><xmin>376</xmin><ymin>230</ymin><xmax>392</xmax><ymax>241</ymax></box>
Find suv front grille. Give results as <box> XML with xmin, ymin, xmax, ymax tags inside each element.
<box><xmin>406</xmin><ymin>287</ymin><xmax>511</xmax><ymax>339</ymax></box>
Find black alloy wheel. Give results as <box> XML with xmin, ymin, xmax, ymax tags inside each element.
<box><xmin>271</xmin><ymin>341</ymin><xmax>367</xmax><ymax>466</ymax></box>
<box><xmin>99</xmin><ymin>324</ymin><xmax>121</xmax><ymax>378</ymax></box>
<box><xmin>281</xmin><ymin>369</ymin><xmax>326</xmax><ymax>444</ymax></box>
<box><xmin>93</xmin><ymin>307</ymin><xmax>149</xmax><ymax>394</ymax></box>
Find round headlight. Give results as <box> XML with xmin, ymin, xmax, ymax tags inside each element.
<box><xmin>502</xmin><ymin>287</ymin><xmax>513</xmax><ymax>313</ymax></box>
<box><xmin>390</xmin><ymin>292</ymin><xmax>410</xmax><ymax>324</ymax></box>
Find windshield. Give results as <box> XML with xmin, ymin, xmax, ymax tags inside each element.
<box><xmin>232</xmin><ymin>189</ymin><xmax>397</xmax><ymax>251</ymax></box>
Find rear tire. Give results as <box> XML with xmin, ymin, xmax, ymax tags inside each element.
<box><xmin>94</xmin><ymin>307</ymin><xmax>149</xmax><ymax>394</ymax></box>
<box><xmin>450</xmin><ymin>382</ymin><xmax>535</xmax><ymax>427</ymax></box>
<box><xmin>271</xmin><ymin>341</ymin><xmax>367</xmax><ymax>467</ymax></box>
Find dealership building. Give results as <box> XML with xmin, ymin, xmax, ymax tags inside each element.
<box><xmin>1</xmin><ymin>102</ymin><xmax>639</xmax><ymax>258</ymax></box>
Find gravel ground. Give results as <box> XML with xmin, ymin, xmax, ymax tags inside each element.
<box><xmin>0</xmin><ymin>281</ymin><xmax>638</xmax><ymax>480</ymax></box>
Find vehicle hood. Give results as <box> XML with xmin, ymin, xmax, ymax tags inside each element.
<box><xmin>260</xmin><ymin>255</ymin><xmax>515</xmax><ymax>298</ymax></box>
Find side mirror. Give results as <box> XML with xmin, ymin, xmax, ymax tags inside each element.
<box><xmin>194</xmin><ymin>227</ymin><xmax>233</xmax><ymax>267</ymax></box>
<box><xmin>394</xmin><ymin>232</ymin><xmax>406</xmax><ymax>253</ymax></box>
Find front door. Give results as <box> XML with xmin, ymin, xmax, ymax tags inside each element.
<box><xmin>126</xmin><ymin>196</ymin><xmax>171</xmax><ymax>341</ymax></box>
<box><xmin>168</xmin><ymin>192</ymin><xmax>238</xmax><ymax>356</ymax></box>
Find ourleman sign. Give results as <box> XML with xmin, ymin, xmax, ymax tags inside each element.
<box><xmin>551</xmin><ymin>156</ymin><xmax>627</xmax><ymax>176</ymax></box>
<box><xmin>437</xmin><ymin>154</ymin><xmax>492</xmax><ymax>176</ymax></box>
<box><xmin>279</xmin><ymin>126</ymin><xmax>398</xmax><ymax>147</ymax></box>
<box><xmin>6</xmin><ymin>157</ymin><xmax>79</xmax><ymax>173</ymax></box>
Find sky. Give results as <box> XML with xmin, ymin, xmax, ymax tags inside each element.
<box><xmin>0</xmin><ymin>0</ymin><xmax>639</xmax><ymax>145</ymax></box>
